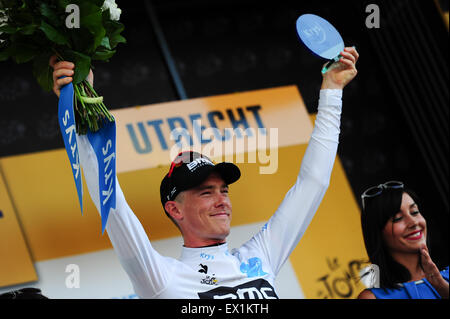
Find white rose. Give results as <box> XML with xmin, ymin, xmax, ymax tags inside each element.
<box><xmin>0</xmin><ymin>9</ymin><xmax>8</xmax><ymax>43</ymax></box>
<box><xmin>102</xmin><ymin>0</ymin><xmax>121</xmax><ymax>21</ymax></box>
<box><xmin>0</xmin><ymin>9</ymin><xmax>8</xmax><ymax>25</ymax></box>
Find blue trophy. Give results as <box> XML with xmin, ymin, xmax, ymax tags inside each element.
<box><xmin>296</xmin><ymin>14</ymin><xmax>353</xmax><ymax>74</ymax></box>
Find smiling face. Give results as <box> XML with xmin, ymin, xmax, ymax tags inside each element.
<box><xmin>169</xmin><ymin>172</ymin><xmax>232</xmax><ymax>247</ymax></box>
<box><xmin>382</xmin><ymin>192</ymin><xmax>427</xmax><ymax>256</ymax></box>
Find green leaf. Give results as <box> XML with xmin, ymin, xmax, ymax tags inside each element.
<box><xmin>0</xmin><ymin>43</ymin><xmax>17</xmax><ymax>62</ymax></box>
<box><xmin>1</xmin><ymin>0</ymin><xmax>20</xmax><ymax>9</ymax></box>
<box><xmin>0</xmin><ymin>49</ymin><xmax>10</xmax><ymax>62</ymax></box>
<box><xmin>69</xmin><ymin>27</ymin><xmax>95</xmax><ymax>54</ymax></box>
<box><xmin>0</xmin><ymin>25</ymin><xmax>18</xmax><ymax>34</ymax></box>
<box><xmin>78</xmin><ymin>2</ymin><xmax>105</xmax><ymax>53</ymax></box>
<box><xmin>40</xmin><ymin>20</ymin><xmax>69</xmax><ymax>46</ymax></box>
<box><xmin>22</xmin><ymin>0</ymin><xmax>36</xmax><ymax>10</ymax></box>
<box><xmin>90</xmin><ymin>0</ymin><xmax>105</xmax><ymax>7</ymax></box>
<box><xmin>13</xmin><ymin>43</ymin><xmax>38</xmax><ymax>63</ymax></box>
<box><xmin>18</xmin><ymin>24</ymin><xmax>38</xmax><ymax>35</ymax></box>
<box><xmin>92</xmin><ymin>49</ymin><xmax>115</xmax><ymax>61</ymax></box>
<box><xmin>63</xmin><ymin>50</ymin><xmax>91</xmax><ymax>84</ymax></box>
<box><xmin>15</xmin><ymin>5</ymin><xmax>35</xmax><ymax>25</ymax></box>
<box><xmin>32</xmin><ymin>52</ymin><xmax>53</xmax><ymax>92</ymax></box>
<box><xmin>102</xmin><ymin>10</ymin><xmax>126</xmax><ymax>48</ymax></box>
<box><xmin>100</xmin><ymin>36</ymin><xmax>111</xmax><ymax>50</ymax></box>
<box><xmin>57</xmin><ymin>0</ymin><xmax>71</xmax><ymax>9</ymax></box>
<box><xmin>109</xmin><ymin>34</ymin><xmax>126</xmax><ymax>48</ymax></box>
<box><xmin>104</xmin><ymin>20</ymin><xmax>124</xmax><ymax>35</ymax></box>
<box><xmin>101</xmin><ymin>6</ymin><xmax>112</xmax><ymax>22</ymax></box>
<box><xmin>104</xmin><ymin>20</ymin><xmax>126</xmax><ymax>48</ymax></box>
<box><xmin>39</xmin><ymin>3</ymin><xmax>62</xmax><ymax>27</ymax></box>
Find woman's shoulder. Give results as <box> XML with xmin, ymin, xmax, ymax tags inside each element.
<box><xmin>357</xmin><ymin>289</ymin><xmax>376</xmax><ymax>299</ymax></box>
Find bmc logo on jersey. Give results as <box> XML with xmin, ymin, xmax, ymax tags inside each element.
<box><xmin>197</xmin><ymin>279</ymin><xmax>278</xmax><ymax>299</ymax></box>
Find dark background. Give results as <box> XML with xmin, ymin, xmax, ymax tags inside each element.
<box><xmin>0</xmin><ymin>0</ymin><xmax>448</xmax><ymax>269</ymax></box>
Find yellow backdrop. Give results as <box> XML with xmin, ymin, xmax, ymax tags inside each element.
<box><xmin>0</xmin><ymin>86</ymin><xmax>368</xmax><ymax>298</ymax></box>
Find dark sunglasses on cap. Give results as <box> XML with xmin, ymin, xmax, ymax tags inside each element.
<box><xmin>361</xmin><ymin>181</ymin><xmax>404</xmax><ymax>210</ymax></box>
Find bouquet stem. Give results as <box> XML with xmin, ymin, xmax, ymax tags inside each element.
<box><xmin>73</xmin><ymin>80</ymin><xmax>115</xmax><ymax>135</ymax></box>
<box><xmin>53</xmin><ymin>50</ymin><xmax>114</xmax><ymax>135</ymax></box>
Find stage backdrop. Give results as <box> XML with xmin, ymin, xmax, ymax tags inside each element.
<box><xmin>0</xmin><ymin>86</ymin><xmax>368</xmax><ymax>299</ymax></box>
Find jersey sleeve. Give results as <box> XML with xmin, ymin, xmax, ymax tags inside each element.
<box><xmin>76</xmin><ymin>134</ymin><xmax>172</xmax><ymax>298</ymax></box>
<box><xmin>239</xmin><ymin>89</ymin><xmax>343</xmax><ymax>276</ymax></box>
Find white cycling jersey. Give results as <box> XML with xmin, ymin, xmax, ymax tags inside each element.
<box><xmin>76</xmin><ymin>89</ymin><xmax>343</xmax><ymax>299</ymax></box>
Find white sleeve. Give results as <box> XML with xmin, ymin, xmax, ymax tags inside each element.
<box><xmin>76</xmin><ymin>134</ymin><xmax>172</xmax><ymax>298</ymax></box>
<box><xmin>242</xmin><ymin>89</ymin><xmax>343</xmax><ymax>276</ymax></box>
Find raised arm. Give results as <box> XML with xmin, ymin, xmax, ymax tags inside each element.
<box><xmin>242</xmin><ymin>47</ymin><xmax>359</xmax><ymax>276</ymax></box>
<box><xmin>50</xmin><ymin>57</ymin><xmax>172</xmax><ymax>298</ymax></box>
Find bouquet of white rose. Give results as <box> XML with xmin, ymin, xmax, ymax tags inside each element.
<box><xmin>0</xmin><ymin>0</ymin><xmax>126</xmax><ymax>134</ymax></box>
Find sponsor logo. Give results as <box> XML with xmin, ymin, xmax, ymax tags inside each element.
<box><xmin>170</xmin><ymin>186</ymin><xmax>177</xmax><ymax>197</ymax></box>
<box><xmin>198</xmin><ymin>279</ymin><xmax>278</xmax><ymax>299</ymax></box>
<box><xmin>198</xmin><ymin>264</ymin><xmax>218</xmax><ymax>286</ymax></box>
<box><xmin>186</xmin><ymin>158</ymin><xmax>213</xmax><ymax>172</ymax></box>
<box><xmin>198</xmin><ymin>264</ymin><xmax>208</xmax><ymax>274</ymax></box>
<box><xmin>240</xmin><ymin>257</ymin><xmax>268</xmax><ymax>278</ymax></box>
<box><xmin>200</xmin><ymin>252</ymin><xmax>214</xmax><ymax>260</ymax></box>
<box><xmin>302</xmin><ymin>22</ymin><xmax>326</xmax><ymax>44</ymax></box>
<box><xmin>200</xmin><ymin>276</ymin><xmax>218</xmax><ymax>286</ymax></box>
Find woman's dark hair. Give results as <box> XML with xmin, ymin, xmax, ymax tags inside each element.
<box><xmin>0</xmin><ymin>287</ymin><xmax>48</xmax><ymax>299</ymax></box>
<box><xmin>360</xmin><ymin>186</ymin><xmax>426</xmax><ymax>289</ymax></box>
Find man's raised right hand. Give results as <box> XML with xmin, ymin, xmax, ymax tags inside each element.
<box><xmin>49</xmin><ymin>55</ymin><xmax>94</xmax><ymax>98</ymax></box>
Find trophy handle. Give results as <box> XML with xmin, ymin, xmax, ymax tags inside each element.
<box><xmin>321</xmin><ymin>46</ymin><xmax>356</xmax><ymax>74</ymax></box>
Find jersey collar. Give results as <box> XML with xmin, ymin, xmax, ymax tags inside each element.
<box><xmin>181</xmin><ymin>242</ymin><xmax>229</xmax><ymax>261</ymax></box>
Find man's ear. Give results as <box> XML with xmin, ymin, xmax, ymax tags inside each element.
<box><xmin>165</xmin><ymin>201</ymin><xmax>183</xmax><ymax>222</ymax></box>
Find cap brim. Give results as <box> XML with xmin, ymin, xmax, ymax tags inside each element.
<box><xmin>213</xmin><ymin>162</ymin><xmax>241</xmax><ymax>185</ymax></box>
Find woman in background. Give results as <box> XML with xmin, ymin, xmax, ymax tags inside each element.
<box><xmin>358</xmin><ymin>181</ymin><xmax>448</xmax><ymax>299</ymax></box>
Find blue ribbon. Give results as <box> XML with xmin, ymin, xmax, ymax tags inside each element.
<box><xmin>87</xmin><ymin>119</ymin><xmax>116</xmax><ymax>234</ymax></box>
<box><xmin>58</xmin><ymin>82</ymin><xmax>83</xmax><ymax>213</ymax></box>
<box><xmin>58</xmin><ymin>82</ymin><xmax>116</xmax><ymax>234</ymax></box>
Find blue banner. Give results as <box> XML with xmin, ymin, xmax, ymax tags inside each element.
<box><xmin>87</xmin><ymin>119</ymin><xmax>116</xmax><ymax>234</ymax></box>
<box><xmin>58</xmin><ymin>82</ymin><xmax>83</xmax><ymax>213</ymax></box>
<box><xmin>58</xmin><ymin>82</ymin><xmax>116</xmax><ymax>233</ymax></box>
